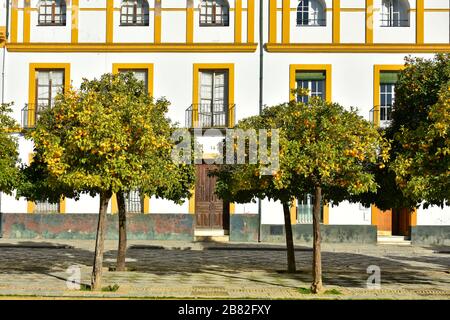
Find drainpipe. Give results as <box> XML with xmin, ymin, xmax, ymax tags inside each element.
<box><xmin>257</xmin><ymin>0</ymin><xmax>264</xmax><ymax>243</ymax></box>
<box><xmin>1</xmin><ymin>0</ymin><xmax>9</xmax><ymax>104</ymax></box>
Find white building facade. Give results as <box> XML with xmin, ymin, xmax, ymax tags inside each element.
<box><xmin>0</xmin><ymin>0</ymin><xmax>449</xmax><ymax>241</ymax></box>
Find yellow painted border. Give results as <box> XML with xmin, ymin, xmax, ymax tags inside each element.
<box><xmin>112</xmin><ymin>63</ymin><xmax>154</xmax><ymax>97</ymax></box>
<box><xmin>23</xmin><ymin>0</ymin><xmax>31</xmax><ymax>43</ymax></box>
<box><xmin>28</xmin><ymin>63</ymin><xmax>71</xmax><ymax>127</ymax></box>
<box><xmin>235</xmin><ymin>0</ymin><xmax>242</xmax><ymax>43</ymax></box>
<box><xmin>266</xmin><ymin>43</ymin><xmax>450</xmax><ymax>53</ymax></box>
<box><xmin>332</xmin><ymin>0</ymin><xmax>340</xmax><ymax>44</ymax></box>
<box><xmin>188</xmin><ymin>187</ymin><xmax>195</xmax><ymax>214</ymax></box>
<box><xmin>154</xmin><ymin>0</ymin><xmax>162</xmax><ymax>44</ymax></box>
<box><xmin>372</xmin><ymin>64</ymin><xmax>404</xmax><ymax>127</ymax></box>
<box><xmin>290</xmin><ymin>199</ymin><xmax>297</xmax><ymax>225</ymax></box>
<box><xmin>11</xmin><ymin>0</ymin><xmax>18</xmax><ymax>43</ymax></box>
<box><xmin>269</xmin><ymin>0</ymin><xmax>277</xmax><ymax>43</ymax></box>
<box><xmin>282</xmin><ymin>0</ymin><xmax>290</xmax><ymax>44</ymax></box>
<box><xmin>192</xmin><ymin>63</ymin><xmax>235</xmax><ymax>128</ymax></box>
<box><xmin>111</xmin><ymin>194</ymin><xmax>118</xmax><ymax>214</ymax></box>
<box><xmin>365</xmin><ymin>0</ymin><xmax>373</xmax><ymax>44</ymax></box>
<box><xmin>247</xmin><ymin>0</ymin><xmax>255</xmax><ymax>43</ymax></box>
<box><xmin>323</xmin><ymin>203</ymin><xmax>329</xmax><ymax>225</ymax></box>
<box><xmin>106</xmin><ymin>0</ymin><xmax>114</xmax><ymax>43</ymax></box>
<box><xmin>186</xmin><ymin>0</ymin><xmax>194</xmax><ymax>43</ymax></box>
<box><xmin>289</xmin><ymin>64</ymin><xmax>332</xmax><ymax>102</ymax></box>
<box><xmin>416</xmin><ymin>0</ymin><xmax>424</xmax><ymax>44</ymax></box>
<box><xmin>71</xmin><ymin>0</ymin><xmax>79</xmax><ymax>43</ymax></box>
<box><xmin>6</xmin><ymin>43</ymin><xmax>258</xmax><ymax>52</ymax></box>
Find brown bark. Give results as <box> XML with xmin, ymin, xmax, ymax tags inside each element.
<box><xmin>116</xmin><ymin>191</ymin><xmax>127</xmax><ymax>272</ymax></box>
<box><xmin>91</xmin><ymin>190</ymin><xmax>112</xmax><ymax>291</ymax></box>
<box><xmin>282</xmin><ymin>202</ymin><xmax>296</xmax><ymax>273</ymax></box>
<box><xmin>311</xmin><ymin>185</ymin><xmax>323</xmax><ymax>293</ymax></box>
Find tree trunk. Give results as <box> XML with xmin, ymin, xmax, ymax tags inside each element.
<box><xmin>116</xmin><ymin>191</ymin><xmax>127</xmax><ymax>271</ymax></box>
<box><xmin>282</xmin><ymin>202</ymin><xmax>296</xmax><ymax>273</ymax></box>
<box><xmin>311</xmin><ymin>185</ymin><xmax>323</xmax><ymax>293</ymax></box>
<box><xmin>91</xmin><ymin>190</ymin><xmax>112</xmax><ymax>291</ymax></box>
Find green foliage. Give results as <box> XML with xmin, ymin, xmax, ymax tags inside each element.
<box><xmin>376</xmin><ymin>54</ymin><xmax>450</xmax><ymax>208</ymax></box>
<box><xmin>214</xmin><ymin>98</ymin><xmax>388</xmax><ymax>205</ymax></box>
<box><xmin>102</xmin><ymin>284</ymin><xmax>120</xmax><ymax>292</ymax></box>
<box><xmin>0</xmin><ymin>103</ymin><xmax>20</xmax><ymax>194</ymax></box>
<box><xmin>20</xmin><ymin>73</ymin><xmax>194</xmax><ymax>203</ymax></box>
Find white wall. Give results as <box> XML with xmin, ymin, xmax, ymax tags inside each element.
<box><xmin>418</xmin><ymin>205</ymin><xmax>450</xmax><ymax>226</ymax></box>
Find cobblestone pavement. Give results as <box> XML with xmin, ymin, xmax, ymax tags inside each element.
<box><xmin>0</xmin><ymin>239</ymin><xmax>449</xmax><ymax>299</ymax></box>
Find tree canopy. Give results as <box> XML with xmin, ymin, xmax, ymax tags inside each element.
<box><xmin>0</xmin><ymin>103</ymin><xmax>20</xmax><ymax>195</ymax></box>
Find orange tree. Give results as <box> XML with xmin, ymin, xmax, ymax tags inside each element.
<box><xmin>21</xmin><ymin>73</ymin><xmax>194</xmax><ymax>290</ymax></box>
<box><xmin>214</xmin><ymin>98</ymin><xmax>388</xmax><ymax>293</ymax></box>
<box><xmin>0</xmin><ymin>103</ymin><xmax>20</xmax><ymax>195</ymax></box>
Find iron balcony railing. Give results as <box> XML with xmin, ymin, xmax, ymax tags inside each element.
<box><xmin>21</xmin><ymin>103</ymin><xmax>51</xmax><ymax>129</ymax></box>
<box><xmin>186</xmin><ymin>103</ymin><xmax>235</xmax><ymax>129</ymax></box>
<box><xmin>380</xmin><ymin>19</ymin><xmax>409</xmax><ymax>27</ymax></box>
<box><xmin>370</xmin><ymin>105</ymin><xmax>392</xmax><ymax>127</ymax></box>
<box><xmin>296</xmin><ymin>18</ymin><xmax>326</xmax><ymax>27</ymax></box>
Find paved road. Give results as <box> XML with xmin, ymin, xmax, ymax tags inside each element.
<box><xmin>0</xmin><ymin>239</ymin><xmax>448</xmax><ymax>299</ymax></box>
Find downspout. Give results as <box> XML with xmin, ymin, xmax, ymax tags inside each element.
<box><xmin>257</xmin><ymin>0</ymin><xmax>264</xmax><ymax>243</ymax></box>
<box><xmin>0</xmin><ymin>0</ymin><xmax>11</xmax><ymax>227</ymax></box>
<box><xmin>1</xmin><ymin>0</ymin><xmax>9</xmax><ymax>104</ymax></box>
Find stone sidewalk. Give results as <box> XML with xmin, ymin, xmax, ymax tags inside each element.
<box><xmin>0</xmin><ymin>239</ymin><xmax>449</xmax><ymax>299</ymax></box>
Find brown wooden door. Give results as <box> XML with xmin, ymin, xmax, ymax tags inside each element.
<box><xmin>377</xmin><ymin>209</ymin><xmax>392</xmax><ymax>235</ymax></box>
<box><xmin>393</xmin><ymin>208</ymin><xmax>412</xmax><ymax>237</ymax></box>
<box><xmin>195</xmin><ymin>164</ymin><xmax>226</xmax><ymax>229</ymax></box>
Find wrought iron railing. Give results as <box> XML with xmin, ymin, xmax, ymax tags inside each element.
<box><xmin>185</xmin><ymin>103</ymin><xmax>235</xmax><ymax>129</ymax></box>
<box><xmin>370</xmin><ymin>106</ymin><xmax>392</xmax><ymax>127</ymax></box>
<box><xmin>380</xmin><ymin>19</ymin><xmax>409</xmax><ymax>27</ymax></box>
<box><xmin>21</xmin><ymin>103</ymin><xmax>50</xmax><ymax>129</ymax></box>
<box><xmin>296</xmin><ymin>18</ymin><xmax>326</xmax><ymax>26</ymax></box>
<box><xmin>34</xmin><ymin>201</ymin><xmax>60</xmax><ymax>214</ymax></box>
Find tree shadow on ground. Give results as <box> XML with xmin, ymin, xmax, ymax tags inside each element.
<box><xmin>0</xmin><ymin>240</ymin><xmax>447</xmax><ymax>290</ymax></box>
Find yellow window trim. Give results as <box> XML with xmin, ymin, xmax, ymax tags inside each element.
<box><xmin>235</xmin><ymin>0</ymin><xmax>242</xmax><ymax>43</ymax></box>
<box><xmin>6</xmin><ymin>43</ymin><xmax>258</xmax><ymax>52</ymax></box>
<box><xmin>27</xmin><ymin>153</ymin><xmax>65</xmax><ymax>214</ymax></box>
<box><xmin>23</xmin><ymin>0</ymin><xmax>31</xmax><ymax>43</ymax></box>
<box><xmin>154</xmin><ymin>0</ymin><xmax>162</xmax><ymax>44</ymax></box>
<box><xmin>28</xmin><ymin>63</ymin><xmax>71</xmax><ymax>127</ymax></box>
<box><xmin>192</xmin><ymin>63</ymin><xmax>235</xmax><ymax>128</ymax></box>
<box><xmin>186</xmin><ymin>0</ymin><xmax>194</xmax><ymax>43</ymax></box>
<box><xmin>188</xmin><ymin>187</ymin><xmax>195</xmax><ymax>215</ymax></box>
<box><xmin>416</xmin><ymin>0</ymin><xmax>424</xmax><ymax>44</ymax></box>
<box><xmin>111</xmin><ymin>193</ymin><xmax>150</xmax><ymax>214</ymax></box>
<box><xmin>289</xmin><ymin>64</ymin><xmax>332</xmax><ymax>102</ymax></box>
<box><xmin>11</xmin><ymin>0</ymin><xmax>18</xmax><ymax>43</ymax></box>
<box><xmin>247</xmin><ymin>0</ymin><xmax>255</xmax><ymax>43</ymax></box>
<box><xmin>372</xmin><ymin>64</ymin><xmax>404</xmax><ymax>128</ymax></box>
<box><xmin>282</xmin><ymin>0</ymin><xmax>290</xmax><ymax>44</ymax></box>
<box><xmin>106</xmin><ymin>0</ymin><xmax>114</xmax><ymax>43</ymax></box>
<box><xmin>366</xmin><ymin>0</ymin><xmax>374</xmax><ymax>44</ymax></box>
<box><xmin>269</xmin><ymin>0</ymin><xmax>277</xmax><ymax>43</ymax></box>
<box><xmin>71</xmin><ymin>0</ymin><xmax>79</xmax><ymax>44</ymax></box>
<box><xmin>112</xmin><ymin>63</ymin><xmax>154</xmax><ymax>97</ymax></box>
<box><xmin>332</xmin><ymin>0</ymin><xmax>340</xmax><ymax>44</ymax></box>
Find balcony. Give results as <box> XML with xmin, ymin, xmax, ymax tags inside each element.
<box><xmin>370</xmin><ymin>106</ymin><xmax>392</xmax><ymax>128</ymax></box>
<box><xmin>185</xmin><ymin>103</ymin><xmax>235</xmax><ymax>129</ymax></box>
<box><xmin>21</xmin><ymin>103</ymin><xmax>49</xmax><ymax>129</ymax></box>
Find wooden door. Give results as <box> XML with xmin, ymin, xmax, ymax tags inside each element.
<box><xmin>195</xmin><ymin>164</ymin><xmax>226</xmax><ymax>229</ymax></box>
<box><xmin>393</xmin><ymin>208</ymin><xmax>412</xmax><ymax>237</ymax></box>
<box><xmin>377</xmin><ymin>209</ymin><xmax>392</xmax><ymax>236</ymax></box>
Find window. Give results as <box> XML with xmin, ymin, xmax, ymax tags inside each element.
<box><xmin>38</xmin><ymin>0</ymin><xmax>66</xmax><ymax>26</ymax></box>
<box><xmin>198</xmin><ymin>70</ymin><xmax>229</xmax><ymax>127</ymax></box>
<box><xmin>200</xmin><ymin>0</ymin><xmax>230</xmax><ymax>26</ymax></box>
<box><xmin>381</xmin><ymin>0</ymin><xmax>409</xmax><ymax>27</ymax></box>
<box><xmin>296</xmin><ymin>71</ymin><xmax>326</xmax><ymax>103</ymax></box>
<box><xmin>34</xmin><ymin>201</ymin><xmax>60</xmax><ymax>214</ymax></box>
<box><xmin>379</xmin><ymin>72</ymin><xmax>399</xmax><ymax>122</ymax></box>
<box><xmin>297</xmin><ymin>194</ymin><xmax>323</xmax><ymax>224</ymax></box>
<box><xmin>35</xmin><ymin>69</ymin><xmax>65</xmax><ymax>115</ymax></box>
<box><xmin>125</xmin><ymin>190</ymin><xmax>144</xmax><ymax>214</ymax></box>
<box><xmin>120</xmin><ymin>0</ymin><xmax>150</xmax><ymax>26</ymax></box>
<box><xmin>118</xmin><ymin>69</ymin><xmax>149</xmax><ymax>92</ymax></box>
<box><xmin>297</xmin><ymin>0</ymin><xmax>326</xmax><ymax>26</ymax></box>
